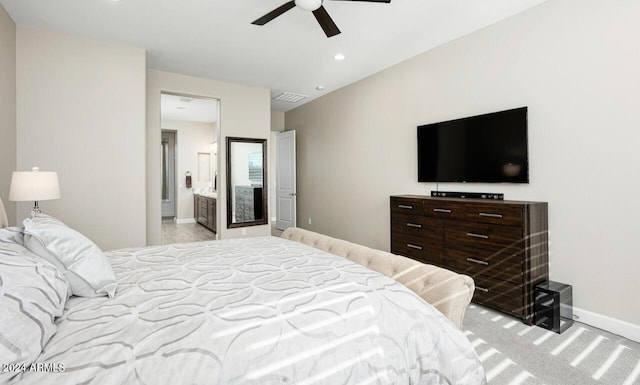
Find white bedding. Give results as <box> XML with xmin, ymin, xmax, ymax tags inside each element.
<box><xmin>11</xmin><ymin>236</ymin><xmax>486</xmax><ymax>385</ymax></box>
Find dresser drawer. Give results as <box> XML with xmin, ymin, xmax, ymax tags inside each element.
<box><xmin>473</xmin><ymin>275</ymin><xmax>524</xmax><ymax>317</ymax></box>
<box><xmin>424</xmin><ymin>201</ymin><xmax>465</xmax><ymax>220</ymax></box>
<box><xmin>445</xmin><ymin>221</ymin><xmax>523</xmax><ymax>253</ymax></box>
<box><xmin>465</xmin><ymin>203</ymin><xmax>523</xmax><ymax>226</ymax></box>
<box><xmin>445</xmin><ymin>247</ymin><xmax>523</xmax><ymax>284</ymax></box>
<box><xmin>391</xmin><ymin>233</ymin><xmax>443</xmax><ymax>266</ymax></box>
<box><xmin>390</xmin><ymin>197</ymin><xmax>424</xmax><ymax>215</ymax></box>
<box><xmin>391</xmin><ymin>213</ymin><xmax>442</xmax><ymax>241</ymax></box>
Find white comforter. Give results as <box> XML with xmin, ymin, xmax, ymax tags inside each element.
<box><xmin>13</xmin><ymin>236</ymin><xmax>486</xmax><ymax>385</ymax></box>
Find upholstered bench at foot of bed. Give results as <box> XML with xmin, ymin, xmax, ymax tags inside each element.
<box><xmin>281</xmin><ymin>227</ymin><xmax>475</xmax><ymax>329</ymax></box>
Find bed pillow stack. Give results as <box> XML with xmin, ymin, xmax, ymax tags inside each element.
<box><xmin>0</xmin><ymin>214</ymin><xmax>118</xmax><ymax>382</ymax></box>
<box><xmin>23</xmin><ymin>214</ymin><xmax>118</xmax><ymax>298</ymax></box>
<box><xmin>0</xmin><ymin>228</ymin><xmax>69</xmax><ymax>383</ymax></box>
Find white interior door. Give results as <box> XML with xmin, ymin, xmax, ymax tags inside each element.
<box><xmin>276</xmin><ymin>130</ymin><xmax>296</xmax><ymax>230</ymax></box>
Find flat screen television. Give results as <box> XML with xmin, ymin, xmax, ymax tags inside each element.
<box><xmin>417</xmin><ymin>107</ymin><xmax>529</xmax><ymax>183</ymax></box>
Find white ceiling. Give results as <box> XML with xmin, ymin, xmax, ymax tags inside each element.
<box><xmin>0</xmin><ymin>0</ymin><xmax>547</xmax><ymax>111</ymax></box>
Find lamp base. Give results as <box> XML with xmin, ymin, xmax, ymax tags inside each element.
<box><xmin>31</xmin><ymin>201</ymin><xmax>41</xmax><ymax>217</ymax></box>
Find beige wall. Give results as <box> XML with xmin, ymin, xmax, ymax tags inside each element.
<box><xmin>161</xmin><ymin>119</ymin><xmax>216</xmax><ymax>221</ymax></box>
<box><xmin>286</xmin><ymin>0</ymin><xmax>640</xmax><ymax>328</ymax></box>
<box><xmin>271</xmin><ymin>110</ymin><xmax>285</xmax><ymax>132</ymax></box>
<box><xmin>16</xmin><ymin>27</ymin><xmax>146</xmax><ymax>250</ymax></box>
<box><xmin>0</xmin><ymin>3</ymin><xmax>16</xmax><ymax>224</ymax></box>
<box><xmin>147</xmin><ymin>70</ymin><xmax>271</xmax><ymax>244</ymax></box>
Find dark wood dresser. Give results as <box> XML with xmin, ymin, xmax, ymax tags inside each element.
<box><xmin>390</xmin><ymin>195</ymin><xmax>548</xmax><ymax>324</ymax></box>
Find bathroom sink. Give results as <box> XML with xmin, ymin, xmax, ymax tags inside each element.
<box><xmin>198</xmin><ymin>192</ymin><xmax>217</xmax><ymax>199</ymax></box>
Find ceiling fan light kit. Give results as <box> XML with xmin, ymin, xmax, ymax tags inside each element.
<box><xmin>295</xmin><ymin>0</ymin><xmax>322</xmax><ymax>11</ymax></box>
<box><xmin>252</xmin><ymin>0</ymin><xmax>391</xmax><ymax>38</ymax></box>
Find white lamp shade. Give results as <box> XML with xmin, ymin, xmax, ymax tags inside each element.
<box><xmin>9</xmin><ymin>168</ymin><xmax>61</xmax><ymax>202</ymax></box>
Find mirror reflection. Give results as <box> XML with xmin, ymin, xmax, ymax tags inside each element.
<box><xmin>226</xmin><ymin>137</ymin><xmax>267</xmax><ymax>228</ymax></box>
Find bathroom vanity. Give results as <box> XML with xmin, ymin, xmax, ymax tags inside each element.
<box><xmin>194</xmin><ymin>193</ymin><xmax>216</xmax><ymax>233</ymax></box>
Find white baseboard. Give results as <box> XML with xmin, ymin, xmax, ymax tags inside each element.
<box><xmin>573</xmin><ymin>306</ymin><xmax>640</xmax><ymax>343</ymax></box>
<box><xmin>175</xmin><ymin>218</ymin><xmax>196</xmax><ymax>224</ymax></box>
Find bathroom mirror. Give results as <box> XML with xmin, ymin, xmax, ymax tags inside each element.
<box><xmin>226</xmin><ymin>137</ymin><xmax>268</xmax><ymax>228</ymax></box>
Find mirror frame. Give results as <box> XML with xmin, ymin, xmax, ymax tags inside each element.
<box><xmin>226</xmin><ymin>137</ymin><xmax>268</xmax><ymax>229</ymax></box>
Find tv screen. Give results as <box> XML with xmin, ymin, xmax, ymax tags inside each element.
<box><xmin>418</xmin><ymin>107</ymin><xmax>529</xmax><ymax>183</ymax></box>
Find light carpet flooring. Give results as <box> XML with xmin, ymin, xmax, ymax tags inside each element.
<box><xmin>463</xmin><ymin>304</ymin><xmax>640</xmax><ymax>385</ymax></box>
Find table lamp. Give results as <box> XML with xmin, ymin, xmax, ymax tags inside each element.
<box><xmin>9</xmin><ymin>167</ymin><xmax>61</xmax><ymax>216</ymax></box>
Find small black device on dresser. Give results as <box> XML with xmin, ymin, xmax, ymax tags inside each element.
<box><xmin>534</xmin><ymin>281</ymin><xmax>573</xmax><ymax>334</ymax></box>
<box><xmin>430</xmin><ymin>191</ymin><xmax>504</xmax><ymax>200</ymax></box>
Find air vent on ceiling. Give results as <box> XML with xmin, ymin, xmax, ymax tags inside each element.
<box><xmin>272</xmin><ymin>92</ymin><xmax>308</xmax><ymax>103</ymax></box>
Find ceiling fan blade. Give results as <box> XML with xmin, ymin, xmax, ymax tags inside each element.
<box><xmin>251</xmin><ymin>1</ymin><xmax>296</xmax><ymax>25</ymax></box>
<box><xmin>330</xmin><ymin>0</ymin><xmax>390</xmax><ymax>3</ymax></box>
<box><xmin>312</xmin><ymin>5</ymin><xmax>341</xmax><ymax>37</ymax></box>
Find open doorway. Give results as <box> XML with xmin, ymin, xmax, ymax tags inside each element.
<box><xmin>160</xmin><ymin>92</ymin><xmax>220</xmax><ymax>245</ymax></box>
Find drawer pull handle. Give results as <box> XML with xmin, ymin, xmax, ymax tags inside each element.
<box><xmin>433</xmin><ymin>208</ymin><xmax>452</xmax><ymax>213</ymax></box>
<box><xmin>467</xmin><ymin>232</ymin><xmax>489</xmax><ymax>239</ymax></box>
<box><xmin>466</xmin><ymin>257</ymin><xmax>489</xmax><ymax>266</ymax></box>
<box><xmin>479</xmin><ymin>212</ymin><xmax>503</xmax><ymax>218</ymax></box>
<box><xmin>406</xmin><ymin>244</ymin><xmax>423</xmax><ymax>250</ymax></box>
<box><xmin>406</xmin><ymin>223</ymin><xmax>422</xmax><ymax>229</ymax></box>
<box><xmin>398</xmin><ymin>204</ymin><xmax>413</xmax><ymax>209</ymax></box>
<box><xmin>476</xmin><ymin>286</ymin><xmax>489</xmax><ymax>293</ymax></box>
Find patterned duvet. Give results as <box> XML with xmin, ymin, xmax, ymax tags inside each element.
<box><xmin>12</xmin><ymin>236</ymin><xmax>486</xmax><ymax>385</ymax></box>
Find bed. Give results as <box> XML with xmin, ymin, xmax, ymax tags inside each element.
<box><xmin>0</xmin><ymin>199</ymin><xmax>486</xmax><ymax>385</ymax></box>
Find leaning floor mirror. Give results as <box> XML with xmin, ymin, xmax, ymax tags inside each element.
<box><xmin>226</xmin><ymin>137</ymin><xmax>268</xmax><ymax>228</ymax></box>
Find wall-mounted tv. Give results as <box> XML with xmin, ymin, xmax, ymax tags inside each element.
<box><xmin>417</xmin><ymin>107</ymin><xmax>529</xmax><ymax>183</ymax></box>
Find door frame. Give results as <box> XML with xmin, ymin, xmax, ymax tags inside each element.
<box><xmin>159</xmin><ymin>91</ymin><xmax>221</xmax><ymax>241</ymax></box>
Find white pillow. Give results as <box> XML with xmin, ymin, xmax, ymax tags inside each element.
<box><xmin>0</xmin><ymin>238</ymin><xmax>68</xmax><ymax>384</ymax></box>
<box><xmin>23</xmin><ymin>214</ymin><xmax>117</xmax><ymax>298</ymax></box>
<box><xmin>0</xmin><ymin>226</ymin><xmax>25</xmax><ymax>245</ymax></box>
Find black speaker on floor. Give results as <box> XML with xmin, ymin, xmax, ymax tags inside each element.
<box><xmin>534</xmin><ymin>281</ymin><xmax>574</xmax><ymax>334</ymax></box>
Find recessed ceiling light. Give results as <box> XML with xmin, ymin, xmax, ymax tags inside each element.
<box><xmin>333</xmin><ymin>53</ymin><xmax>345</xmax><ymax>61</ymax></box>
<box><xmin>315</xmin><ymin>85</ymin><xmax>325</xmax><ymax>91</ymax></box>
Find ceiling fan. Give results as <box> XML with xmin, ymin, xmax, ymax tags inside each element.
<box><xmin>252</xmin><ymin>0</ymin><xmax>391</xmax><ymax>38</ymax></box>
